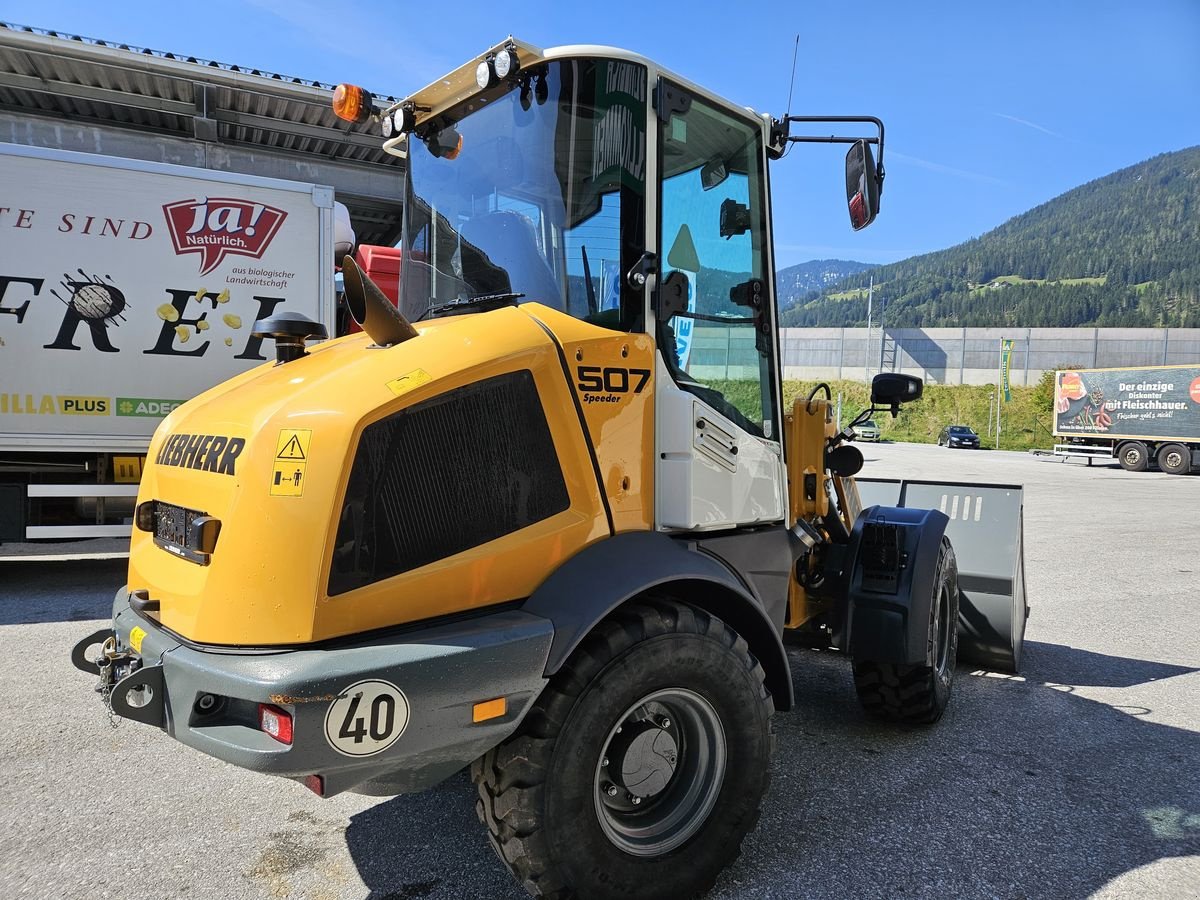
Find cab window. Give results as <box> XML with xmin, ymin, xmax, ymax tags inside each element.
<box><xmin>655</xmin><ymin>84</ymin><xmax>778</xmax><ymax>438</ymax></box>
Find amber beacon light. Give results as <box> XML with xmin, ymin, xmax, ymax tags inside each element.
<box><xmin>332</xmin><ymin>83</ymin><xmax>374</xmax><ymax>124</ymax></box>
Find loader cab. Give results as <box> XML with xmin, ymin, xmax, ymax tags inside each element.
<box><xmin>380</xmin><ymin>42</ymin><xmax>788</xmax><ymax>532</ymax></box>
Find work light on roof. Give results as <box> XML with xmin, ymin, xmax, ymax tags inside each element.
<box><xmin>381</xmin><ymin>107</ymin><xmax>414</xmax><ymax>138</ymax></box>
<box><xmin>493</xmin><ymin>47</ymin><xmax>518</xmax><ymax>80</ymax></box>
<box><xmin>475</xmin><ymin>47</ymin><xmax>520</xmax><ymax>91</ymax></box>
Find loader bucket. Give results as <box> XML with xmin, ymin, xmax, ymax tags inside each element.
<box><xmin>855</xmin><ymin>478</ymin><xmax>1028</xmax><ymax>673</ymax></box>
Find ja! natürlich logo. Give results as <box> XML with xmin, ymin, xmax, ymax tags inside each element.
<box><xmin>162</xmin><ymin>198</ymin><xmax>287</xmax><ymax>276</ymax></box>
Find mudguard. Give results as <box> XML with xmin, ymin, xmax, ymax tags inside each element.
<box><xmin>857</xmin><ymin>479</ymin><xmax>1028</xmax><ymax>673</ymax></box>
<box><xmin>836</xmin><ymin>505</ymin><xmax>951</xmax><ymax>666</ymax></box>
<box><xmin>523</xmin><ymin>531</ymin><xmax>794</xmax><ymax>711</ymax></box>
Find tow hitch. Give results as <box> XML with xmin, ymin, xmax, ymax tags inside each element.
<box><xmin>71</xmin><ymin>629</ymin><xmax>166</xmax><ymax>728</ymax></box>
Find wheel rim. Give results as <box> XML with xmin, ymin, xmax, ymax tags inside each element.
<box><xmin>1165</xmin><ymin>450</ymin><xmax>1183</xmax><ymax>469</ymax></box>
<box><xmin>934</xmin><ymin>583</ymin><xmax>953</xmax><ymax>676</ymax></box>
<box><xmin>1124</xmin><ymin>448</ymin><xmax>1142</xmax><ymax>466</ymax></box>
<box><xmin>593</xmin><ymin>688</ymin><xmax>727</xmax><ymax>857</ymax></box>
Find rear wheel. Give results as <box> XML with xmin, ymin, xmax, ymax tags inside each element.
<box><xmin>853</xmin><ymin>536</ymin><xmax>959</xmax><ymax>724</ymax></box>
<box><xmin>1117</xmin><ymin>441</ymin><xmax>1150</xmax><ymax>472</ymax></box>
<box><xmin>472</xmin><ymin>599</ymin><xmax>774</xmax><ymax>899</ymax></box>
<box><xmin>1157</xmin><ymin>443</ymin><xmax>1192</xmax><ymax>476</ymax></box>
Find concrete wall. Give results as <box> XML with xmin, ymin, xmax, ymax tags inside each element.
<box><xmin>776</xmin><ymin>327</ymin><xmax>1200</xmax><ymax>385</ymax></box>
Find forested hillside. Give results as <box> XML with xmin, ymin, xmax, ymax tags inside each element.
<box><xmin>776</xmin><ymin>259</ymin><xmax>873</xmax><ymax>307</ymax></box>
<box><xmin>779</xmin><ymin>146</ymin><xmax>1200</xmax><ymax>328</ymax></box>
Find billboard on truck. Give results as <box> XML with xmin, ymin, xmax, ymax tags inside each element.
<box><xmin>1053</xmin><ymin>365</ymin><xmax>1200</xmax><ymax>441</ymax></box>
<box><xmin>0</xmin><ymin>145</ymin><xmax>334</xmax><ymax>452</ymax></box>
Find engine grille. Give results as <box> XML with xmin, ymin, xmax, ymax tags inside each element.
<box><xmin>328</xmin><ymin>369</ymin><xmax>569</xmax><ymax>595</ymax></box>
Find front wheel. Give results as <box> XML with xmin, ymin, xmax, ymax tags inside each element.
<box><xmin>853</xmin><ymin>536</ymin><xmax>960</xmax><ymax>724</ymax></box>
<box><xmin>1157</xmin><ymin>443</ymin><xmax>1192</xmax><ymax>476</ymax></box>
<box><xmin>473</xmin><ymin>599</ymin><xmax>774</xmax><ymax>899</ymax></box>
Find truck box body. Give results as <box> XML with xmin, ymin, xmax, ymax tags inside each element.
<box><xmin>1053</xmin><ymin>365</ymin><xmax>1200</xmax><ymax>442</ymax></box>
<box><xmin>0</xmin><ymin>144</ymin><xmax>337</xmax><ymax>543</ymax></box>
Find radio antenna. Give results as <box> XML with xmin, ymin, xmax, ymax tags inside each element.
<box><xmin>784</xmin><ymin>33</ymin><xmax>800</xmax><ymax>118</ymax></box>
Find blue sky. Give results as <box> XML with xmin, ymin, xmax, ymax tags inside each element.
<box><xmin>7</xmin><ymin>0</ymin><xmax>1199</xmax><ymax>268</ymax></box>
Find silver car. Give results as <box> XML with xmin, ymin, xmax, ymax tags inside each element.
<box><xmin>855</xmin><ymin>419</ymin><xmax>881</xmax><ymax>442</ymax></box>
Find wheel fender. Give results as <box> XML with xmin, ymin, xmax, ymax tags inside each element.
<box><xmin>839</xmin><ymin>505</ymin><xmax>951</xmax><ymax>667</ymax></box>
<box><xmin>524</xmin><ymin>531</ymin><xmax>793</xmax><ymax>711</ymax></box>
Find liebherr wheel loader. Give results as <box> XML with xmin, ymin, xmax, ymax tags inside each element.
<box><xmin>73</xmin><ymin>38</ymin><xmax>1028</xmax><ymax>900</ymax></box>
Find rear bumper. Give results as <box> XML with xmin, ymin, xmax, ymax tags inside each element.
<box><xmin>77</xmin><ymin>587</ymin><xmax>553</xmax><ymax>797</ymax></box>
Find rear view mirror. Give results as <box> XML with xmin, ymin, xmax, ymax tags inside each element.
<box><xmin>845</xmin><ymin>139</ymin><xmax>880</xmax><ymax>230</ymax></box>
<box><xmin>871</xmin><ymin>373</ymin><xmax>922</xmax><ymax>415</ymax></box>
<box><xmin>701</xmin><ymin>157</ymin><xmax>728</xmax><ymax>190</ymax></box>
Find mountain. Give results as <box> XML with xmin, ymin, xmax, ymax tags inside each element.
<box><xmin>776</xmin><ymin>259</ymin><xmax>875</xmax><ymax>308</ymax></box>
<box><xmin>779</xmin><ymin>146</ymin><xmax>1200</xmax><ymax>328</ymax></box>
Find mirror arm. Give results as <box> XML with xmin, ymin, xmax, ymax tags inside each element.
<box><xmin>774</xmin><ymin>115</ymin><xmax>886</xmax><ymax>192</ymax></box>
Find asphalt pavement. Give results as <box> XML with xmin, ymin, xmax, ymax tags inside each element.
<box><xmin>1</xmin><ymin>442</ymin><xmax>1197</xmax><ymax>899</ymax></box>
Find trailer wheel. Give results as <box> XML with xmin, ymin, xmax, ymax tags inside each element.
<box><xmin>1117</xmin><ymin>441</ymin><xmax>1150</xmax><ymax>472</ymax></box>
<box><xmin>853</xmin><ymin>537</ymin><xmax>959</xmax><ymax>724</ymax></box>
<box><xmin>472</xmin><ymin>599</ymin><xmax>774</xmax><ymax>899</ymax></box>
<box><xmin>1157</xmin><ymin>443</ymin><xmax>1192</xmax><ymax>476</ymax></box>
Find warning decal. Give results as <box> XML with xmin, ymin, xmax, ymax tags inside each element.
<box><xmin>270</xmin><ymin>428</ymin><xmax>311</xmax><ymax>497</ymax></box>
<box><xmin>386</xmin><ymin>369</ymin><xmax>433</xmax><ymax>398</ymax></box>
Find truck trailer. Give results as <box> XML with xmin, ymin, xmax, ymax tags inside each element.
<box><xmin>73</xmin><ymin>38</ymin><xmax>1028</xmax><ymax>900</ymax></box>
<box><xmin>1052</xmin><ymin>365</ymin><xmax>1200</xmax><ymax>474</ymax></box>
<box><xmin>0</xmin><ymin>144</ymin><xmax>351</xmax><ymax>545</ymax></box>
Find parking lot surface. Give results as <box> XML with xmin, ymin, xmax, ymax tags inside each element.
<box><xmin>1</xmin><ymin>443</ymin><xmax>1197</xmax><ymax>899</ymax></box>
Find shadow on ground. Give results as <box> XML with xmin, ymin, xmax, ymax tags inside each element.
<box><xmin>0</xmin><ymin>559</ymin><xmax>124</xmax><ymax>625</ymax></box>
<box><xmin>345</xmin><ymin>640</ymin><xmax>1199</xmax><ymax>899</ymax></box>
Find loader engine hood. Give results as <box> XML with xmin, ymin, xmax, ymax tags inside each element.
<box><xmin>128</xmin><ymin>304</ymin><xmax>606</xmax><ymax>646</ymax></box>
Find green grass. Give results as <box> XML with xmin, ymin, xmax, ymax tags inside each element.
<box><xmin>712</xmin><ymin>379</ymin><xmax>1054</xmax><ymax>452</ymax></box>
<box><xmin>968</xmin><ymin>274</ymin><xmax>1107</xmax><ymax>294</ymax></box>
<box><xmin>823</xmin><ymin>289</ymin><xmax>870</xmax><ymax>301</ymax></box>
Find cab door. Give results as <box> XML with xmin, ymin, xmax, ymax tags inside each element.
<box><xmin>653</xmin><ymin>81</ymin><xmax>785</xmax><ymax>530</ymax></box>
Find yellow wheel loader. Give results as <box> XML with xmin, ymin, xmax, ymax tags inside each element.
<box><xmin>73</xmin><ymin>38</ymin><xmax>1028</xmax><ymax>900</ymax></box>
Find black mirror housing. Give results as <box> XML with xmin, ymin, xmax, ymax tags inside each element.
<box><xmin>871</xmin><ymin>373</ymin><xmax>923</xmax><ymax>415</ymax></box>
<box><xmin>845</xmin><ymin>139</ymin><xmax>880</xmax><ymax>230</ymax></box>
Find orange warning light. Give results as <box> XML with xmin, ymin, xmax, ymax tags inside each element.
<box><xmin>332</xmin><ymin>83</ymin><xmax>373</xmax><ymax>124</ymax></box>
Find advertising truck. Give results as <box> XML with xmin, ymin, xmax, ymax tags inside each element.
<box><xmin>1052</xmin><ymin>364</ymin><xmax>1200</xmax><ymax>474</ymax></box>
<box><xmin>0</xmin><ymin>143</ymin><xmax>346</xmax><ymax>545</ymax></box>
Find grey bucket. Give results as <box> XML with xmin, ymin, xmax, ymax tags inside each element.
<box><xmin>856</xmin><ymin>478</ymin><xmax>1029</xmax><ymax>673</ymax></box>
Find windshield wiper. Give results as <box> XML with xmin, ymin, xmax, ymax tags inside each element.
<box><xmin>420</xmin><ymin>292</ymin><xmax>525</xmax><ymax>320</ymax></box>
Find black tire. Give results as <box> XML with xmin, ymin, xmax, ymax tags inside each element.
<box><xmin>1157</xmin><ymin>443</ymin><xmax>1192</xmax><ymax>476</ymax></box>
<box><xmin>472</xmin><ymin>599</ymin><xmax>774</xmax><ymax>900</ymax></box>
<box><xmin>853</xmin><ymin>536</ymin><xmax>959</xmax><ymax>724</ymax></box>
<box><xmin>1117</xmin><ymin>441</ymin><xmax>1150</xmax><ymax>472</ymax></box>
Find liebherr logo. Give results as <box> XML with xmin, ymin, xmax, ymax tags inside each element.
<box><xmin>162</xmin><ymin>198</ymin><xmax>288</xmax><ymax>276</ymax></box>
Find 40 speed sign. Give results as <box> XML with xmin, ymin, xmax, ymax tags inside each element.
<box><xmin>324</xmin><ymin>679</ymin><xmax>410</xmax><ymax>757</ymax></box>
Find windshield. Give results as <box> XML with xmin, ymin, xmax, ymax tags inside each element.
<box><xmin>950</xmin><ymin>426</ymin><xmax>975</xmax><ymax>434</ymax></box>
<box><xmin>400</xmin><ymin>58</ymin><xmax>647</xmax><ymax>329</ymax></box>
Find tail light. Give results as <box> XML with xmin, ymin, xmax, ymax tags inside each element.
<box><xmin>258</xmin><ymin>703</ymin><xmax>293</xmax><ymax>745</ymax></box>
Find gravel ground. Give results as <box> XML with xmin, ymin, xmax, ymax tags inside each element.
<box><xmin>0</xmin><ymin>443</ymin><xmax>1196</xmax><ymax>900</ymax></box>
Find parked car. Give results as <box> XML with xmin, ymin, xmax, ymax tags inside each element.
<box><xmin>938</xmin><ymin>425</ymin><xmax>981</xmax><ymax>448</ymax></box>
<box><xmin>854</xmin><ymin>419</ymin><xmax>881</xmax><ymax>442</ymax></box>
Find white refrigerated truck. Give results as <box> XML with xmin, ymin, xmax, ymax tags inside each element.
<box><xmin>1052</xmin><ymin>364</ymin><xmax>1200</xmax><ymax>474</ymax></box>
<box><xmin>0</xmin><ymin>144</ymin><xmax>348</xmax><ymax>546</ymax></box>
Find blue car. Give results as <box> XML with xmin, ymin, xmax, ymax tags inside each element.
<box><xmin>938</xmin><ymin>425</ymin><xmax>981</xmax><ymax>448</ymax></box>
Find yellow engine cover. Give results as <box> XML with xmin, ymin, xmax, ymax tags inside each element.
<box><xmin>129</xmin><ymin>305</ymin><xmax>630</xmax><ymax>645</ymax></box>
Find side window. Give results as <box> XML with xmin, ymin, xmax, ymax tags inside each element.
<box><xmin>656</xmin><ymin>85</ymin><xmax>778</xmax><ymax>439</ymax></box>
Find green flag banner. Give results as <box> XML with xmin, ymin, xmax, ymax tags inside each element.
<box><xmin>1000</xmin><ymin>339</ymin><xmax>1014</xmax><ymax>403</ymax></box>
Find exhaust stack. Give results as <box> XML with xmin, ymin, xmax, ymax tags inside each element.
<box><xmin>341</xmin><ymin>256</ymin><xmax>418</xmax><ymax>347</ymax></box>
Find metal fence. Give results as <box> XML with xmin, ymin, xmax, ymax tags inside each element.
<box><xmin>688</xmin><ymin>326</ymin><xmax>1200</xmax><ymax>385</ymax></box>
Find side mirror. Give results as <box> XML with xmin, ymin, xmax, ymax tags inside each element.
<box><xmin>871</xmin><ymin>373</ymin><xmax>922</xmax><ymax>416</ymax></box>
<box><xmin>332</xmin><ymin>202</ymin><xmax>356</xmax><ymax>266</ymax></box>
<box><xmin>845</xmin><ymin>139</ymin><xmax>880</xmax><ymax>230</ymax></box>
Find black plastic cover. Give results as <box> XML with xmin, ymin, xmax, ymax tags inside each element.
<box><xmin>328</xmin><ymin>370</ymin><xmax>569</xmax><ymax>594</ymax></box>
